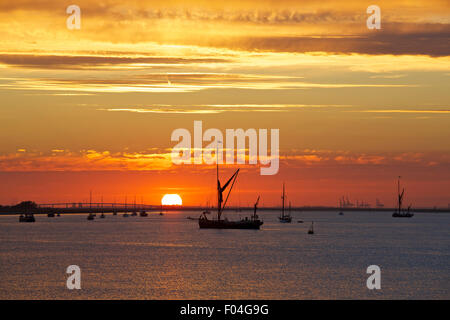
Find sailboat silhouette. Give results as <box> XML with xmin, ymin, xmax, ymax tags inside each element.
<box><xmin>198</xmin><ymin>143</ymin><xmax>263</xmax><ymax>229</ymax></box>
<box><xmin>392</xmin><ymin>176</ymin><xmax>414</xmax><ymax>218</ymax></box>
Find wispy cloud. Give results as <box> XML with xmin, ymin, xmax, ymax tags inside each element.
<box><xmin>352</xmin><ymin>109</ymin><xmax>450</xmax><ymax>114</ymax></box>
<box><xmin>1</xmin><ymin>148</ymin><xmax>448</xmax><ymax>172</ymax></box>
<box><xmin>98</xmin><ymin>104</ymin><xmax>351</xmax><ymax>114</ymax></box>
<box><xmin>0</xmin><ymin>53</ymin><xmax>230</xmax><ymax>70</ymax></box>
<box><xmin>0</xmin><ymin>149</ymin><xmax>174</xmax><ymax>172</ymax></box>
<box><xmin>0</xmin><ymin>72</ymin><xmax>417</xmax><ymax>93</ymax></box>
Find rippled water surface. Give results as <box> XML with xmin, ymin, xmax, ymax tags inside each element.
<box><xmin>0</xmin><ymin>211</ymin><xmax>449</xmax><ymax>299</ymax></box>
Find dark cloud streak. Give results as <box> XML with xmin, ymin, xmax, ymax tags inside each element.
<box><xmin>199</xmin><ymin>28</ymin><xmax>450</xmax><ymax>57</ymax></box>
<box><xmin>0</xmin><ymin>54</ymin><xmax>230</xmax><ymax>70</ymax></box>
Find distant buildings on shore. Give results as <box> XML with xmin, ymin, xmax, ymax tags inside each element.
<box><xmin>339</xmin><ymin>196</ymin><xmax>385</xmax><ymax>209</ymax></box>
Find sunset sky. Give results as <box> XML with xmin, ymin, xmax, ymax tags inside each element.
<box><xmin>0</xmin><ymin>0</ymin><xmax>449</xmax><ymax>207</ymax></box>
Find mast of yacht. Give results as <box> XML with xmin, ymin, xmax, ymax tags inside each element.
<box><xmin>253</xmin><ymin>196</ymin><xmax>260</xmax><ymax>220</ymax></box>
<box><xmin>281</xmin><ymin>183</ymin><xmax>285</xmax><ymax>219</ymax></box>
<box><xmin>215</xmin><ymin>141</ymin><xmax>240</xmax><ymax>221</ymax></box>
<box><xmin>397</xmin><ymin>176</ymin><xmax>404</xmax><ymax>214</ymax></box>
<box><xmin>217</xmin><ymin>143</ymin><xmax>220</xmax><ymax>220</ymax></box>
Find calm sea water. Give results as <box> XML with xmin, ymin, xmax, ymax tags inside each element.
<box><xmin>0</xmin><ymin>210</ymin><xmax>448</xmax><ymax>299</ymax></box>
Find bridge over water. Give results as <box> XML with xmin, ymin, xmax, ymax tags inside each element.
<box><xmin>3</xmin><ymin>203</ymin><xmax>163</xmax><ymax>215</ymax></box>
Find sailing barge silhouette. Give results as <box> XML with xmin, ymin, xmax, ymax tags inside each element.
<box><xmin>392</xmin><ymin>176</ymin><xmax>414</xmax><ymax>218</ymax></box>
<box><xmin>198</xmin><ymin>156</ymin><xmax>263</xmax><ymax>229</ymax></box>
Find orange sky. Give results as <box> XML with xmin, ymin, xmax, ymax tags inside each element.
<box><xmin>0</xmin><ymin>1</ymin><xmax>449</xmax><ymax>207</ymax></box>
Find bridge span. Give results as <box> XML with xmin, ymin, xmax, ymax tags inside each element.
<box><xmin>2</xmin><ymin>203</ymin><xmax>164</xmax><ymax>215</ymax></box>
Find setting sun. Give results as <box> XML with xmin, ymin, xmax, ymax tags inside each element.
<box><xmin>161</xmin><ymin>194</ymin><xmax>183</xmax><ymax>206</ymax></box>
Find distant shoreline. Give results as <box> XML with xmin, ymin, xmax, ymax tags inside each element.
<box><xmin>1</xmin><ymin>206</ymin><xmax>449</xmax><ymax>215</ymax></box>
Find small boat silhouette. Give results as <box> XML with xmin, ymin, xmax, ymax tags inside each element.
<box><xmin>308</xmin><ymin>222</ymin><xmax>314</xmax><ymax>234</ymax></box>
<box><xmin>139</xmin><ymin>210</ymin><xmax>148</xmax><ymax>217</ymax></box>
<box><xmin>19</xmin><ymin>213</ymin><xmax>35</xmax><ymax>222</ymax></box>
